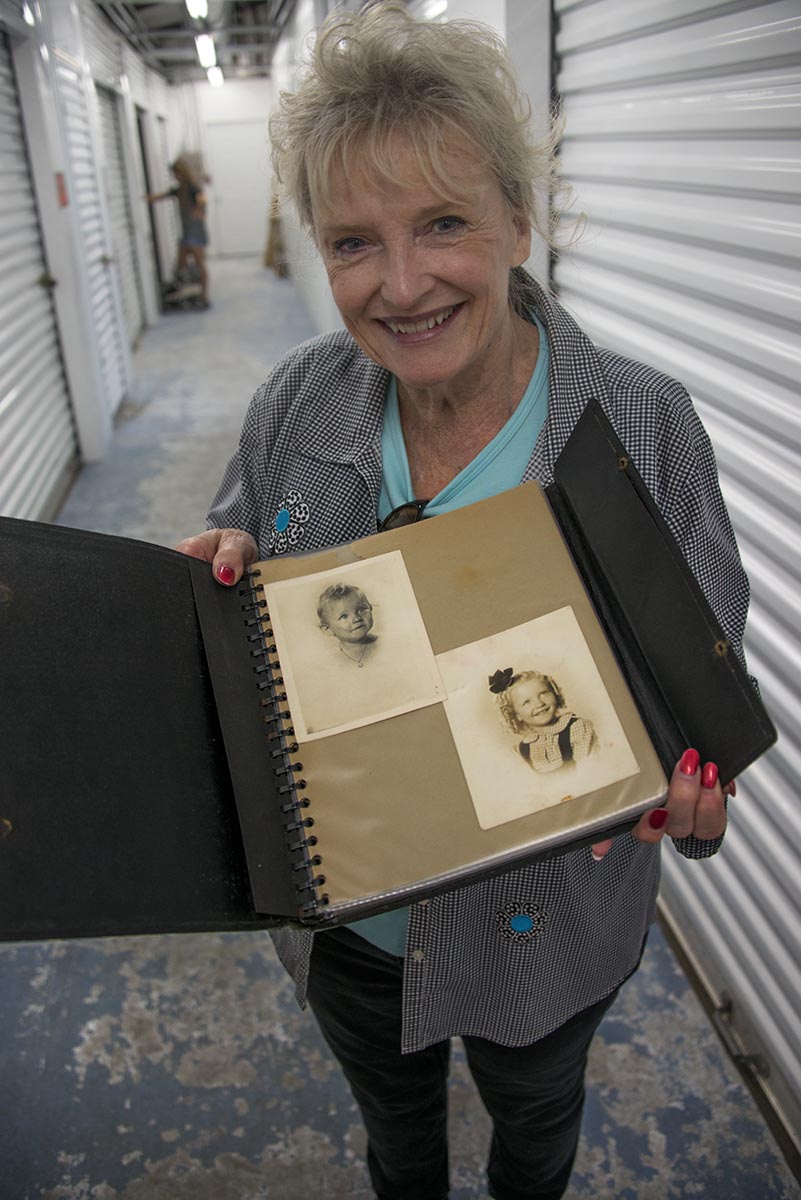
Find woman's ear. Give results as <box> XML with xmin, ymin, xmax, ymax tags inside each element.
<box><xmin>511</xmin><ymin>211</ymin><xmax>532</xmax><ymax>268</ymax></box>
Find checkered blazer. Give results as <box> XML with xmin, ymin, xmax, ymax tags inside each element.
<box><xmin>208</xmin><ymin>275</ymin><xmax>750</xmax><ymax>1054</ymax></box>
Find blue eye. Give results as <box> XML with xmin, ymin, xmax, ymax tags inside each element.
<box><xmin>334</xmin><ymin>236</ymin><xmax>367</xmax><ymax>256</ymax></box>
<box><xmin>432</xmin><ymin>216</ymin><xmax>465</xmax><ymax>234</ymax></box>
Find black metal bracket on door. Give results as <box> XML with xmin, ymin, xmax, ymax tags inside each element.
<box><xmin>711</xmin><ymin>993</ymin><xmax>770</xmax><ymax>1080</ymax></box>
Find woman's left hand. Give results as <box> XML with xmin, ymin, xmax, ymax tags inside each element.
<box><xmin>591</xmin><ymin>748</ymin><xmax>735</xmax><ymax>862</ymax></box>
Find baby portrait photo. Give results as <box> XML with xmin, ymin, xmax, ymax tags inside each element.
<box><xmin>264</xmin><ymin>550</ymin><xmax>445</xmax><ymax>741</ymax></box>
<box><xmin>437</xmin><ymin>607</ymin><xmax>640</xmax><ymax>829</ymax></box>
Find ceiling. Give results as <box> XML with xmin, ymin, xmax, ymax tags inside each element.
<box><xmin>94</xmin><ymin>0</ymin><xmax>299</xmax><ymax>82</ymax></box>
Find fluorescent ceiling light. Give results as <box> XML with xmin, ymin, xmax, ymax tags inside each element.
<box><xmin>22</xmin><ymin>2</ymin><xmax>35</xmax><ymax>25</ymax></box>
<box><xmin>423</xmin><ymin>0</ymin><xmax>448</xmax><ymax>17</ymax></box>
<box><xmin>207</xmin><ymin>66</ymin><xmax>224</xmax><ymax>88</ymax></box>
<box><xmin>185</xmin><ymin>0</ymin><xmax>208</xmax><ymax>17</ymax></box>
<box><xmin>195</xmin><ymin>33</ymin><xmax>216</xmax><ymax>68</ymax></box>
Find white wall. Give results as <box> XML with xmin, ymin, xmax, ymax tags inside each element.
<box><xmin>505</xmin><ymin>0</ymin><xmax>551</xmax><ymax>284</ymax></box>
<box><xmin>192</xmin><ymin>78</ymin><xmax>274</xmax><ymax>257</ymax></box>
<box><xmin>166</xmin><ymin>83</ymin><xmax>203</xmax><ymax>165</ymax></box>
<box><xmin>443</xmin><ymin>0</ymin><xmax>505</xmax><ymax>32</ymax></box>
<box><xmin>270</xmin><ymin>0</ymin><xmax>343</xmax><ymax>335</ymax></box>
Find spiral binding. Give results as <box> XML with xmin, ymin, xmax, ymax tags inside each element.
<box><xmin>241</xmin><ymin>568</ymin><xmax>329</xmax><ymax>918</ymax></box>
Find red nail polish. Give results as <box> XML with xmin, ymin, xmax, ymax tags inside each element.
<box><xmin>217</xmin><ymin>564</ymin><xmax>235</xmax><ymax>586</ymax></box>
<box><xmin>702</xmin><ymin>761</ymin><xmax>718</xmax><ymax>789</ymax></box>
<box><xmin>680</xmin><ymin>748</ymin><xmax>700</xmax><ymax>776</ymax></box>
<box><xmin>649</xmin><ymin>808</ymin><xmax>669</xmax><ymax>830</ymax></box>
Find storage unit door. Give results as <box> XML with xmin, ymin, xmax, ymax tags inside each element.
<box><xmin>0</xmin><ymin>34</ymin><xmax>77</xmax><ymax>519</ymax></box>
<box><xmin>56</xmin><ymin>53</ymin><xmax>126</xmax><ymax>416</ymax></box>
<box><xmin>96</xmin><ymin>84</ymin><xmax>146</xmax><ymax>347</ymax></box>
<box><xmin>79</xmin><ymin>0</ymin><xmax>121</xmax><ymax>90</ymax></box>
<box><xmin>553</xmin><ymin>0</ymin><xmax>801</xmax><ymax>1148</ymax></box>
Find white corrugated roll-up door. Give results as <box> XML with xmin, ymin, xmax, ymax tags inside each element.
<box><xmin>55</xmin><ymin>52</ymin><xmax>127</xmax><ymax>417</ymax></box>
<box><xmin>123</xmin><ymin>43</ymin><xmax>148</xmax><ymax>107</ymax></box>
<box><xmin>96</xmin><ymin>84</ymin><xmax>146</xmax><ymax>348</ymax></box>
<box><xmin>79</xmin><ymin>0</ymin><xmax>122</xmax><ymax>91</ymax></box>
<box><xmin>553</xmin><ymin>0</ymin><xmax>801</xmax><ymax>1150</ymax></box>
<box><xmin>149</xmin><ymin>70</ymin><xmax>168</xmax><ymax>116</ymax></box>
<box><xmin>0</xmin><ymin>33</ymin><xmax>77</xmax><ymax>519</ymax></box>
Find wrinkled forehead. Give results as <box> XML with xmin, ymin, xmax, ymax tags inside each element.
<box><xmin>311</xmin><ymin>126</ymin><xmax>494</xmax><ymax>228</ymax></box>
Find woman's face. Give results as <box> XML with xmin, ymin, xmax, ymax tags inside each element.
<box><xmin>315</xmin><ymin>137</ymin><xmax>531</xmax><ymax>397</ymax></box>
<box><xmin>510</xmin><ymin>676</ymin><xmax>560</xmax><ymax>729</ymax></box>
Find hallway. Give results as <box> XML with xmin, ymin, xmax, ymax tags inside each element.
<box><xmin>2</xmin><ymin>260</ymin><xmax>798</xmax><ymax>1199</ymax></box>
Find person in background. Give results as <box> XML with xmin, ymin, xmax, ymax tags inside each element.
<box><xmin>176</xmin><ymin>5</ymin><xmax>745</xmax><ymax>1197</ymax></box>
<box><xmin>147</xmin><ymin>155</ymin><xmax>210</xmax><ymax>307</ymax></box>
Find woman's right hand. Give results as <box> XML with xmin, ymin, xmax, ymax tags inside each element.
<box><xmin>175</xmin><ymin>528</ymin><xmax>258</xmax><ymax>586</ymax></box>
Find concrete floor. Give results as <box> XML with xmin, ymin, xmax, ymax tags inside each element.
<box><xmin>2</xmin><ymin>259</ymin><xmax>799</xmax><ymax>1199</ymax></box>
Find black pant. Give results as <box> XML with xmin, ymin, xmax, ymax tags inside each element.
<box><xmin>307</xmin><ymin>926</ymin><xmax>618</xmax><ymax>1200</ymax></box>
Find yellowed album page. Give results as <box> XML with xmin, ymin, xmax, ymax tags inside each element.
<box><xmin>252</xmin><ymin>483</ymin><xmax>667</xmax><ymax>913</ymax></box>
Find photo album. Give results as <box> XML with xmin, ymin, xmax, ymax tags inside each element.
<box><xmin>196</xmin><ymin>401</ymin><xmax>775</xmax><ymax>927</ymax></box>
<box><xmin>0</xmin><ymin>402</ymin><xmax>775</xmax><ymax>940</ymax></box>
<box><xmin>230</xmin><ymin>483</ymin><xmax>664</xmax><ymax>924</ymax></box>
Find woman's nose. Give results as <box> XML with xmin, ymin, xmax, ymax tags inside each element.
<box><xmin>379</xmin><ymin>242</ymin><xmax>432</xmax><ymax>310</ymax></box>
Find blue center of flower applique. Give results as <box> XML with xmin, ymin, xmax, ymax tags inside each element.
<box><xmin>509</xmin><ymin>914</ymin><xmax>535</xmax><ymax>934</ymax></box>
<box><xmin>270</xmin><ymin>492</ymin><xmax>310</xmax><ymax>556</ymax></box>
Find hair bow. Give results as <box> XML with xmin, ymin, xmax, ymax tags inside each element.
<box><xmin>488</xmin><ymin>667</ymin><xmax>515</xmax><ymax>694</ymax></box>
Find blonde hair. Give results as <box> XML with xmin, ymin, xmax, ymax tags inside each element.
<box><xmin>170</xmin><ymin>155</ymin><xmax>197</xmax><ymax>186</ymax></box>
<box><xmin>496</xmin><ymin>671</ymin><xmax>565</xmax><ymax>735</ymax></box>
<box><xmin>269</xmin><ymin>1</ymin><xmax>567</xmax><ymax>264</ymax></box>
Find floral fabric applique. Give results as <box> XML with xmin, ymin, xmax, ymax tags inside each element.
<box><xmin>270</xmin><ymin>491</ymin><xmax>310</xmax><ymax>555</ymax></box>
<box><xmin>495</xmin><ymin>901</ymin><xmax>549</xmax><ymax>943</ymax></box>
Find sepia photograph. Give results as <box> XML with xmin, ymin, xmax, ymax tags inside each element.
<box><xmin>437</xmin><ymin>607</ymin><xmax>640</xmax><ymax>829</ymax></box>
<box><xmin>264</xmin><ymin>550</ymin><xmax>445</xmax><ymax>741</ymax></box>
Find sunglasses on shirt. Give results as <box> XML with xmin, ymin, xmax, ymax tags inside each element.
<box><xmin>378</xmin><ymin>500</ymin><xmax>430</xmax><ymax>533</ymax></box>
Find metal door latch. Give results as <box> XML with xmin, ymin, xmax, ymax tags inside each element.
<box><xmin>711</xmin><ymin>994</ymin><xmax>770</xmax><ymax>1079</ymax></box>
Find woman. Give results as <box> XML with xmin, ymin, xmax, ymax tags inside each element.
<box><xmin>147</xmin><ymin>155</ymin><xmax>210</xmax><ymax>307</ymax></box>
<box><xmin>178</xmin><ymin>5</ymin><xmax>745</xmax><ymax>1197</ymax></box>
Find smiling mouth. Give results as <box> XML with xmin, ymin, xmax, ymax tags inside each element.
<box><xmin>382</xmin><ymin>304</ymin><xmax>458</xmax><ymax>336</ymax></box>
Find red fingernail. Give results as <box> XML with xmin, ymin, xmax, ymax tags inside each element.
<box><xmin>217</xmin><ymin>564</ymin><xmax>235</xmax><ymax>585</ymax></box>
<box><xmin>702</xmin><ymin>762</ymin><xmax>718</xmax><ymax>789</ymax></box>
<box><xmin>724</xmin><ymin>779</ymin><xmax>737</xmax><ymax>798</ymax></box>
<box><xmin>680</xmin><ymin>748</ymin><xmax>700</xmax><ymax>776</ymax></box>
<box><xmin>649</xmin><ymin>808</ymin><xmax>669</xmax><ymax>830</ymax></box>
